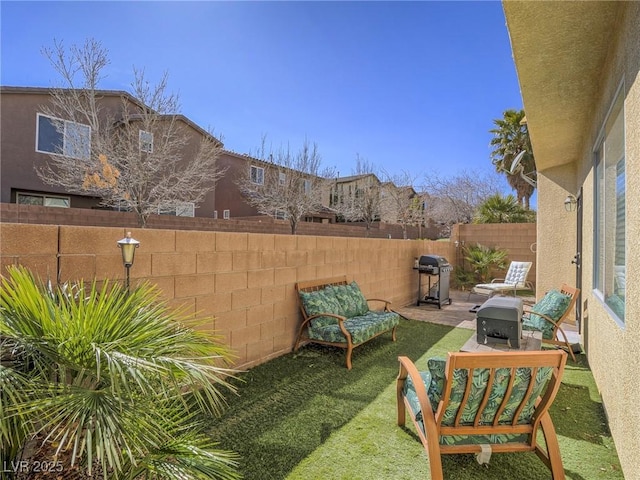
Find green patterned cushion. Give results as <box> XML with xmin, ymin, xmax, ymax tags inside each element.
<box><xmin>523</xmin><ymin>289</ymin><xmax>571</xmax><ymax>339</ymax></box>
<box><xmin>402</xmin><ymin>358</ymin><xmax>554</xmax><ymax>446</ymax></box>
<box><xmin>299</xmin><ymin>288</ymin><xmax>343</xmax><ymax>328</ymax></box>
<box><xmin>328</xmin><ymin>282</ymin><xmax>369</xmax><ymax>318</ymax></box>
<box><xmin>308</xmin><ymin>311</ymin><xmax>399</xmax><ymax>344</ymax></box>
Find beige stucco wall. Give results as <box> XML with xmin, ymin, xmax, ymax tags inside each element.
<box><xmin>536</xmin><ymin>5</ymin><xmax>640</xmax><ymax>478</ymax></box>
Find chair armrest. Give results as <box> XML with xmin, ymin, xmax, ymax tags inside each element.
<box><xmin>307</xmin><ymin>312</ymin><xmax>352</xmax><ymax>342</ymax></box>
<box><xmin>490</xmin><ymin>278</ymin><xmax>506</xmax><ymax>284</ymax></box>
<box><xmin>397</xmin><ymin>356</ymin><xmax>439</xmax><ymax>437</ymax></box>
<box><xmin>523</xmin><ymin>309</ymin><xmax>568</xmax><ymax>341</ymax></box>
<box><xmin>366</xmin><ymin>298</ymin><xmax>392</xmax><ymax>311</ymax></box>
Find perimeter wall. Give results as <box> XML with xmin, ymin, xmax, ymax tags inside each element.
<box><xmin>0</xmin><ymin>221</ymin><xmax>536</xmax><ymax>369</ymax></box>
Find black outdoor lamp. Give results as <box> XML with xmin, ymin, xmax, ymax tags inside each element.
<box><xmin>117</xmin><ymin>231</ymin><xmax>140</xmax><ymax>292</ymax></box>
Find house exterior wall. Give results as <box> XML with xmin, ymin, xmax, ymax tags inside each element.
<box><xmin>0</xmin><ymin>87</ymin><xmax>219</xmax><ymax>218</ymax></box>
<box><xmin>534</xmin><ymin>4</ymin><xmax>640</xmax><ymax>477</ymax></box>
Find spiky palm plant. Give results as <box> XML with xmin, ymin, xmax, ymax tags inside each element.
<box><xmin>0</xmin><ymin>266</ymin><xmax>240</xmax><ymax>480</ymax></box>
<box><xmin>463</xmin><ymin>244</ymin><xmax>508</xmax><ymax>284</ymax></box>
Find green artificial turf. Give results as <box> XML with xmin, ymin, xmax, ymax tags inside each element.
<box><xmin>208</xmin><ymin>319</ymin><xmax>623</xmax><ymax>480</ymax></box>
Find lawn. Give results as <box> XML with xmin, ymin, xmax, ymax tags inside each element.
<box><xmin>208</xmin><ymin>318</ymin><xmax>623</xmax><ymax>479</ymax></box>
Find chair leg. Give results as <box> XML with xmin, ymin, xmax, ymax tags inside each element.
<box><xmin>537</xmin><ymin>412</ymin><xmax>566</xmax><ymax>480</ymax></box>
<box><xmin>345</xmin><ymin>344</ymin><xmax>353</xmax><ymax>370</ymax></box>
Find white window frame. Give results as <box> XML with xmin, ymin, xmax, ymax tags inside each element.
<box><xmin>16</xmin><ymin>192</ymin><xmax>70</xmax><ymax>208</ymax></box>
<box><xmin>139</xmin><ymin>130</ymin><xmax>153</xmax><ymax>153</ymax></box>
<box><xmin>213</xmin><ymin>210</ymin><xmax>218</xmax><ymax>219</ymax></box>
<box><xmin>223</xmin><ymin>209</ymin><xmax>230</xmax><ymax>219</ymax></box>
<box><xmin>36</xmin><ymin>113</ymin><xmax>91</xmax><ymax>160</ymax></box>
<box><xmin>250</xmin><ymin>165</ymin><xmax>264</xmax><ymax>185</ymax></box>
<box><xmin>593</xmin><ymin>82</ymin><xmax>625</xmax><ymax>325</ymax></box>
<box><xmin>303</xmin><ymin>179</ymin><xmax>311</xmax><ymax>195</ymax></box>
<box><xmin>274</xmin><ymin>209</ymin><xmax>287</xmax><ymax>220</ymax></box>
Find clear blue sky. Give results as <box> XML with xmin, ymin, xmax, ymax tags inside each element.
<box><xmin>1</xmin><ymin>1</ymin><xmax>522</xmax><ymax>189</ymax></box>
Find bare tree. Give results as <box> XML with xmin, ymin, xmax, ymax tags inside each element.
<box><xmin>422</xmin><ymin>169</ymin><xmax>503</xmax><ymax>234</ymax></box>
<box><xmin>329</xmin><ymin>155</ymin><xmax>385</xmax><ymax>236</ymax></box>
<box><xmin>37</xmin><ymin>38</ymin><xmax>225</xmax><ymax>227</ymax></box>
<box><xmin>236</xmin><ymin>137</ymin><xmax>335</xmax><ymax>234</ymax></box>
<box><xmin>380</xmin><ymin>170</ymin><xmax>425</xmax><ymax>240</ymax></box>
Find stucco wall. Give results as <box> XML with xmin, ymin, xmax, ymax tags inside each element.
<box><xmin>536</xmin><ymin>4</ymin><xmax>640</xmax><ymax>478</ymax></box>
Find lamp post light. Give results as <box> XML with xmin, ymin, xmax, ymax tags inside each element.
<box><xmin>117</xmin><ymin>232</ymin><xmax>140</xmax><ymax>292</ymax></box>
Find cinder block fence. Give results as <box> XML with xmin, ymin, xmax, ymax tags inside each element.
<box><xmin>0</xmin><ymin>222</ymin><xmax>535</xmax><ymax>369</ymax></box>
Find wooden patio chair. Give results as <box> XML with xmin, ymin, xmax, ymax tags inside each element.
<box><xmin>397</xmin><ymin>351</ymin><xmax>568</xmax><ymax>480</ymax></box>
<box><xmin>522</xmin><ymin>284</ymin><xmax>580</xmax><ymax>361</ymax></box>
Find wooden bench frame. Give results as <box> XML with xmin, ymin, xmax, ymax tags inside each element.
<box><xmin>397</xmin><ymin>351</ymin><xmax>568</xmax><ymax>479</ymax></box>
<box><xmin>294</xmin><ymin>276</ymin><xmax>397</xmax><ymax>369</ymax></box>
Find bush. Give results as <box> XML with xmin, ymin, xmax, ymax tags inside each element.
<box><xmin>0</xmin><ymin>266</ymin><xmax>241</xmax><ymax>480</ymax></box>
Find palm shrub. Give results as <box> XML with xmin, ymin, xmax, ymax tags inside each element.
<box><xmin>474</xmin><ymin>194</ymin><xmax>536</xmax><ymax>224</ymax></box>
<box><xmin>0</xmin><ymin>266</ymin><xmax>240</xmax><ymax>480</ymax></box>
<box><xmin>463</xmin><ymin>243</ymin><xmax>508</xmax><ymax>284</ymax></box>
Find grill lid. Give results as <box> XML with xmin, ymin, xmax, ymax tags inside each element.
<box><xmin>419</xmin><ymin>255</ymin><xmax>450</xmax><ymax>268</ymax></box>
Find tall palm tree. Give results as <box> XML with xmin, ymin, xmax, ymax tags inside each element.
<box><xmin>0</xmin><ymin>266</ymin><xmax>240</xmax><ymax>480</ymax></box>
<box><xmin>490</xmin><ymin>109</ymin><xmax>536</xmax><ymax>209</ymax></box>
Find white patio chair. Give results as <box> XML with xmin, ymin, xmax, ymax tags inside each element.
<box><xmin>471</xmin><ymin>261</ymin><xmax>533</xmax><ymax>298</ymax></box>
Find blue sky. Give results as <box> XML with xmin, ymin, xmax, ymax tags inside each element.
<box><xmin>1</xmin><ymin>1</ymin><xmax>522</xmax><ymax>189</ymax></box>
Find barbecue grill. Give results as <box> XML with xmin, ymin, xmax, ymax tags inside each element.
<box><xmin>415</xmin><ymin>254</ymin><xmax>452</xmax><ymax>308</ymax></box>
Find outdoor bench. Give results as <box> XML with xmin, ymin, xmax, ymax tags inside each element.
<box><xmin>294</xmin><ymin>276</ymin><xmax>400</xmax><ymax>369</ymax></box>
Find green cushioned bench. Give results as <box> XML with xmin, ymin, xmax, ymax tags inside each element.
<box><xmin>294</xmin><ymin>276</ymin><xmax>399</xmax><ymax>369</ymax></box>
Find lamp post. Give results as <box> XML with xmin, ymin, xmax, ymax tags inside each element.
<box><xmin>117</xmin><ymin>232</ymin><xmax>140</xmax><ymax>292</ymax></box>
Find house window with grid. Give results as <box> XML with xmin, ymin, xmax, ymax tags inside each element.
<box><xmin>223</xmin><ymin>209</ymin><xmax>230</xmax><ymax>219</ymax></box>
<box><xmin>594</xmin><ymin>86</ymin><xmax>625</xmax><ymax>324</ymax></box>
<box><xmin>279</xmin><ymin>172</ymin><xmax>286</xmax><ymax>186</ymax></box>
<box><xmin>303</xmin><ymin>179</ymin><xmax>311</xmax><ymax>195</ymax></box>
<box><xmin>139</xmin><ymin>130</ymin><xmax>153</xmax><ymax>153</ymax></box>
<box><xmin>251</xmin><ymin>166</ymin><xmax>264</xmax><ymax>185</ymax></box>
<box><xmin>36</xmin><ymin>113</ymin><xmax>91</xmax><ymax>160</ymax></box>
<box><xmin>17</xmin><ymin>192</ymin><xmax>70</xmax><ymax>208</ymax></box>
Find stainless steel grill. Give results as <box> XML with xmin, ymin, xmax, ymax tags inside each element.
<box><xmin>415</xmin><ymin>255</ymin><xmax>453</xmax><ymax>308</ymax></box>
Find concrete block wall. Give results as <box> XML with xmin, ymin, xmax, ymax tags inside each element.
<box><xmin>1</xmin><ymin>223</ymin><xmax>440</xmax><ymax>369</ymax></box>
<box><xmin>451</xmin><ymin>223</ymin><xmax>537</xmax><ymax>287</ymax></box>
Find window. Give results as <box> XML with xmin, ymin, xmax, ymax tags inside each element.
<box><xmin>36</xmin><ymin>113</ymin><xmax>90</xmax><ymax>159</ymax></box>
<box><xmin>213</xmin><ymin>210</ymin><xmax>218</xmax><ymax>219</ymax></box>
<box><xmin>274</xmin><ymin>209</ymin><xmax>287</xmax><ymax>220</ymax></box>
<box><xmin>251</xmin><ymin>166</ymin><xmax>264</xmax><ymax>185</ymax></box>
<box><xmin>279</xmin><ymin>172</ymin><xmax>286</xmax><ymax>186</ymax></box>
<box><xmin>594</xmin><ymin>86</ymin><xmax>625</xmax><ymax>323</ymax></box>
<box><xmin>158</xmin><ymin>202</ymin><xmax>195</xmax><ymax>217</ymax></box>
<box><xmin>17</xmin><ymin>192</ymin><xmax>70</xmax><ymax>208</ymax></box>
<box><xmin>223</xmin><ymin>209</ymin><xmax>230</xmax><ymax>219</ymax></box>
<box><xmin>139</xmin><ymin>130</ymin><xmax>153</xmax><ymax>153</ymax></box>
<box><xmin>303</xmin><ymin>179</ymin><xmax>311</xmax><ymax>195</ymax></box>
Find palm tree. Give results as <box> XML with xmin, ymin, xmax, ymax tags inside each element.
<box><xmin>490</xmin><ymin>109</ymin><xmax>536</xmax><ymax>209</ymax></box>
<box><xmin>0</xmin><ymin>266</ymin><xmax>241</xmax><ymax>480</ymax></box>
<box><xmin>474</xmin><ymin>194</ymin><xmax>536</xmax><ymax>224</ymax></box>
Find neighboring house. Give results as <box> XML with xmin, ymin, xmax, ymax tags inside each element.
<box><xmin>215</xmin><ymin>150</ymin><xmax>335</xmax><ymax>223</ymax></box>
<box><xmin>503</xmin><ymin>2</ymin><xmax>638</xmax><ymax>478</ymax></box>
<box><xmin>327</xmin><ymin>173</ymin><xmax>382</xmax><ymax>222</ymax></box>
<box><xmin>0</xmin><ymin>86</ymin><xmax>222</xmax><ymax>218</ymax></box>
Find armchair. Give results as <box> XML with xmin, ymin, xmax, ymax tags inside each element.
<box><xmin>397</xmin><ymin>351</ymin><xmax>568</xmax><ymax>479</ymax></box>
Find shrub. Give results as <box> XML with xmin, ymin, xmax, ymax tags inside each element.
<box><xmin>0</xmin><ymin>266</ymin><xmax>240</xmax><ymax>480</ymax></box>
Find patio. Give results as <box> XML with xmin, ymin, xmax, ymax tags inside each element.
<box><xmin>209</xmin><ymin>290</ymin><xmax>620</xmax><ymax>480</ymax></box>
